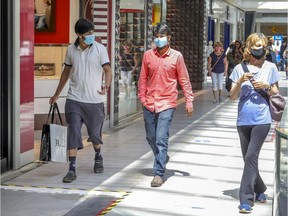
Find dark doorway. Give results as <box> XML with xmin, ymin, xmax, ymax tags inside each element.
<box><xmin>1</xmin><ymin>0</ymin><xmax>14</xmax><ymax>173</ymax></box>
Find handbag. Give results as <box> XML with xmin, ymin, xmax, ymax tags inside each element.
<box><xmin>39</xmin><ymin>103</ymin><xmax>67</xmax><ymax>162</ymax></box>
<box><xmin>241</xmin><ymin>62</ymin><xmax>286</xmax><ymax>121</ymax></box>
<box><xmin>269</xmin><ymin>94</ymin><xmax>286</xmax><ymax>121</ymax></box>
<box><xmin>225</xmin><ymin>68</ymin><xmax>233</xmax><ymax>92</ymax></box>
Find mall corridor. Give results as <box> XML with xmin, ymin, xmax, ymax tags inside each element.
<box><xmin>1</xmin><ymin>74</ymin><xmax>287</xmax><ymax>216</ymax></box>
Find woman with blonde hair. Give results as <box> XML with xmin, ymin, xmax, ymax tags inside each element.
<box><xmin>229</xmin><ymin>33</ymin><xmax>281</xmax><ymax>213</ymax></box>
<box><xmin>207</xmin><ymin>41</ymin><xmax>228</xmax><ymax>103</ymax></box>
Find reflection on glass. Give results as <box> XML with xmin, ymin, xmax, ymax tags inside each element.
<box><xmin>118</xmin><ymin>9</ymin><xmax>145</xmax><ymax>118</ymax></box>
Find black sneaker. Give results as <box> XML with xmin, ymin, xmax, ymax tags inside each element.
<box><xmin>94</xmin><ymin>155</ymin><xmax>104</xmax><ymax>173</ymax></box>
<box><xmin>62</xmin><ymin>170</ymin><xmax>77</xmax><ymax>183</ymax></box>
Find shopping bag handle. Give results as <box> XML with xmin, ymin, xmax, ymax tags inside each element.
<box><xmin>46</xmin><ymin>103</ymin><xmax>63</xmax><ymax>125</ymax></box>
<box><xmin>53</xmin><ymin>103</ymin><xmax>63</xmax><ymax>125</ymax></box>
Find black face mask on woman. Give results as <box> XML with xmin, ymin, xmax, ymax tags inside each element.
<box><xmin>251</xmin><ymin>48</ymin><xmax>266</xmax><ymax>60</ymax></box>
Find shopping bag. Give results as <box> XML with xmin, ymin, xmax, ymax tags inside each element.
<box><xmin>39</xmin><ymin>123</ymin><xmax>51</xmax><ymax>162</ymax></box>
<box><xmin>50</xmin><ymin>124</ymin><xmax>68</xmax><ymax>162</ymax></box>
<box><xmin>39</xmin><ymin>104</ymin><xmax>54</xmax><ymax>162</ymax></box>
<box><xmin>39</xmin><ymin>102</ymin><xmax>64</xmax><ymax>162</ymax></box>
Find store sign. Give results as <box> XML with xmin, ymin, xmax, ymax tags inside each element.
<box><xmin>270</xmin><ymin>26</ymin><xmax>286</xmax><ymax>34</ymax></box>
<box><xmin>273</xmin><ymin>35</ymin><xmax>283</xmax><ymax>52</ymax></box>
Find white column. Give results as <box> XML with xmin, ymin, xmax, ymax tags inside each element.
<box><xmin>256</xmin><ymin>22</ymin><xmax>261</xmax><ymax>33</ymax></box>
<box><xmin>214</xmin><ymin>19</ymin><xmax>221</xmax><ymax>42</ymax></box>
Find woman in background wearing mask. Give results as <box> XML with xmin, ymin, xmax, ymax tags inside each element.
<box><xmin>265</xmin><ymin>41</ymin><xmax>277</xmax><ymax>65</ymax></box>
<box><xmin>138</xmin><ymin>23</ymin><xmax>194</xmax><ymax>187</ymax></box>
<box><xmin>229</xmin><ymin>33</ymin><xmax>281</xmax><ymax>214</ymax></box>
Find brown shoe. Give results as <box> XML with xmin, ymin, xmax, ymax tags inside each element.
<box><xmin>151</xmin><ymin>175</ymin><xmax>164</xmax><ymax>187</ymax></box>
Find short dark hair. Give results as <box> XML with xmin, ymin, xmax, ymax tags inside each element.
<box><xmin>153</xmin><ymin>23</ymin><xmax>171</xmax><ymax>36</ymax></box>
<box><xmin>74</xmin><ymin>18</ymin><xmax>94</xmax><ymax>35</ymax></box>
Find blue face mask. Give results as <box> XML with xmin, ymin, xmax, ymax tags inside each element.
<box><xmin>154</xmin><ymin>37</ymin><xmax>168</xmax><ymax>48</ymax></box>
<box><xmin>83</xmin><ymin>35</ymin><xmax>95</xmax><ymax>45</ymax></box>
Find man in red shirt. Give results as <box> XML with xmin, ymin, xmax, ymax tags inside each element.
<box><xmin>138</xmin><ymin>23</ymin><xmax>194</xmax><ymax>187</ymax></box>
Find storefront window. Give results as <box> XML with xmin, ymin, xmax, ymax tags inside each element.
<box><xmin>118</xmin><ymin>1</ymin><xmax>145</xmax><ymax>119</ymax></box>
<box><xmin>116</xmin><ymin>0</ymin><xmax>167</xmax><ymax>120</ymax></box>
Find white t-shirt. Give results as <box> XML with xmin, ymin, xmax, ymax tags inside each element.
<box><xmin>64</xmin><ymin>41</ymin><xmax>110</xmax><ymax>103</ymax></box>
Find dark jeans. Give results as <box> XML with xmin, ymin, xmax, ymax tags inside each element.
<box><xmin>237</xmin><ymin>124</ymin><xmax>271</xmax><ymax>205</ymax></box>
<box><xmin>280</xmin><ymin>58</ymin><xmax>287</xmax><ymax>71</ymax></box>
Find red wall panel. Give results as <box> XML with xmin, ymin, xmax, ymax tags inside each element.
<box><xmin>20</xmin><ymin>0</ymin><xmax>34</xmax><ymax>153</ymax></box>
<box><xmin>35</xmin><ymin>0</ymin><xmax>70</xmax><ymax>44</ymax></box>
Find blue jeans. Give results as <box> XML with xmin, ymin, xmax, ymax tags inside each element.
<box><xmin>143</xmin><ymin>107</ymin><xmax>175</xmax><ymax>177</ymax></box>
<box><xmin>34</xmin><ymin>15</ymin><xmax>46</xmax><ymax>29</ymax></box>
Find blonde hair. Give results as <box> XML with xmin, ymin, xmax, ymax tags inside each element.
<box><xmin>243</xmin><ymin>33</ymin><xmax>268</xmax><ymax>61</ymax></box>
<box><xmin>214</xmin><ymin>41</ymin><xmax>223</xmax><ymax>48</ymax></box>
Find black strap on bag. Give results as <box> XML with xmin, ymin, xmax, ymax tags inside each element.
<box><xmin>51</xmin><ymin>103</ymin><xmax>63</xmax><ymax>125</ymax></box>
<box><xmin>45</xmin><ymin>102</ymin><xmax>63</xmax><ymax>125</ymax></box>
<box><xmin>240</xmin><ymin>62</ymin><xmax>269</xmax><ymax>101</ymax></box>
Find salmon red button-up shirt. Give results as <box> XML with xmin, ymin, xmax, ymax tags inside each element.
<box><xmin>138</xmin><ymin>47</ymin><xmax>194</xmax><ymax>113</ymax></box>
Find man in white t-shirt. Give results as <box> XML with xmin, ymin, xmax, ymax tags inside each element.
<box><xmin>50</xmin><ymin>18</ymin><xmax>112</xmax><ymax>183</ymax></box>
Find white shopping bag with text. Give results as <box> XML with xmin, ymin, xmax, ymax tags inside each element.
<box><xmin>50</xmin><ymin>124</ymin><xmax>68</xmax><ymax>163</ymax></box>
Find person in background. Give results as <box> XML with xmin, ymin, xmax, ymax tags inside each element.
<box><xmin>234</xmin><ymin>40</ymin><xmax>244</xmax><ymax>63</ymax></box>
<box><xmin>205</xmin><ymin>40</ymin><xmax>214</xmax><ymax>79</ymax></box>
<box><xmin>229</xmin><ymin>33</ymin><xmax>281</xmax><ymax>214</ymax></box>
<box><xmin>283</xmin><ymin>45</ymin><xmax>288</xmax><ymax>79</ymax></box>
<box><xmin>225</xmin><ymin>43</ymin><xmax>237</xmax><ymax>92</ymax></box>
<box><xmin>49</xmin><ymin>18</ymin><xmax>112</xmax><ymax>183</ymax></box>
<box><xmin>279</xmin><ymin>39</ymin><xmax>287</xmax><ymax>71</ymax></box>
<box><xmin>265</xmin><ymin>41</ymin><xmax>277</xmax><ymax>65</ymax></box>
<box><xmin>207</xmin><ymin>41</ymin><xmax>228</xmax><ymax>103</ymax></box>
<box><xmin>138</xmin><ymin>23</ymin><xmax>194</xmax><ymax>187</ymax></box>
<box><xmin>118</xmin><ymin>40</ymin><xmax>138</xmax><ymax>100</ymax></box>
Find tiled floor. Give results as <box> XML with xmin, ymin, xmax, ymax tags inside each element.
<box><xmin>2</xmin><ymin>74</ymin><xmax>287</xmax><ymax>216</ymax></box>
